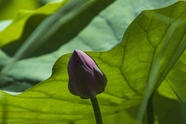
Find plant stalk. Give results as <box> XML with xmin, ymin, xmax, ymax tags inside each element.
<box><xmin>147</xmin><ymin>96</ymin><xmax>154</xmax><ymax>124</ymax></box>
<box><xmin>90</xmin><ymin>97</ymin><xmax>103</xmax><ymax>124</ymax></box>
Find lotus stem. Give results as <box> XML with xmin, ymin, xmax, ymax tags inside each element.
<box><xmin>90</xmin><ymin>97</ymin><xmax>103</xmax><ymax>124</ymax></box>
<box><xmin>147</xmin><ymin>96</ymin><xmax>154</xmax><ymax>124</ymax></box>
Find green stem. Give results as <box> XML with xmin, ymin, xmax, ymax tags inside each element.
<box><xmin>90</xmin><ymin>97</ymin><xmax>103</xmax><ymax>124</ymax></box>
<box><xmin>147</xmin><ymin>96</ymin><xmax>154</xmax><ymax>124</ymax></box>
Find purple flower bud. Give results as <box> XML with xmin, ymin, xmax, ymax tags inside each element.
<box><xmin>67</xmin><ymin>50</ymin><xmax>107</xmax><ymax>99</ymax></box>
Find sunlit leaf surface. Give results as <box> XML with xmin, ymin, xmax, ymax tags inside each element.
<box><xmin>0</xmin><ymin>0</ymin><xmax>67</xmax><ymax>48</ymax></box>
<box><xmin>0</xmin><ymin>0</ymin><xmax>40</xmax><ymax>20</ymax></box>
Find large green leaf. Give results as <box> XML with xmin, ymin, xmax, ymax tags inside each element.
<box><xmin>1</xmin><ymin>1</ymin><xmax>186</xmax><ymax>123</ymax></box>
<box><xmin>0</xmin><ymin>0</ymin><xmax>177</xmax><ymax>92</ymax></box>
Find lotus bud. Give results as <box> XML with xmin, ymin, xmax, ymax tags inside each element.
<box><xmin>67</xmin><ymin>50</ymin><xmax>107</xmax><ymax>99</ymax></box>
